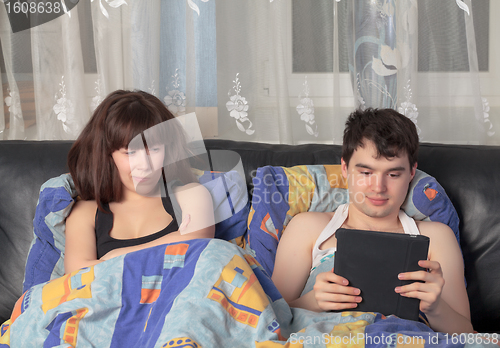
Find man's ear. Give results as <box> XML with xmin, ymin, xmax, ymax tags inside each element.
<box><xmin>341</xmin><ymin>158</ymin><xmax>348</xmax><ymax>179</ymax></box>
<box><xmin>410</xmin><ymin>162</ymin><xmax>418</xmax><ymax>181</ymax></box>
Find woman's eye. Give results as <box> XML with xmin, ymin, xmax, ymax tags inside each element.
<box><xmin>125</xmin><ymin>150</ymin><xmax>135</xmax><ymax>155</ymax></box>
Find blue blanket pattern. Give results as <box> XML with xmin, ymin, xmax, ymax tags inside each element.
<box><xmin>2</xmin><ymin>240</ymin><xmax>498</xmax><ymax>347</ymax></box>
<box><xmin>1</xmin><ymin>170</ymin><xmax>491</xmax><ymax>347</ymax></box>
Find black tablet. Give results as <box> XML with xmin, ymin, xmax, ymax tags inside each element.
<box><xmin>334</xmin><ymin>228</ymin><xmax>430</xmax><ymax>321</ymax></box>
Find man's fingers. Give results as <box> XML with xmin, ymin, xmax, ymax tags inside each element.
<box><xmin>399</xmin><ymin>261</ymin><xmax>442</xmax><ymax>282</ymax></box>
<box><xmin>317</xmin><ymin>291</ymin><xmax>362</xmax><ymax>303</ymax></box>
<box><xmin>314</xmin><ymin>270</ymin><xmax>363</xmax><ymax>311</ymax></box>
<box><xmin>418</xmin><ymin>260</ymin><xmax>442</xmax><ymax>274</ymax></box>
<box><xmin>314</xmin><ymin>279</ymin><xmax>361</xmax><ymax>296</ymax></box>
<box><xmin>320</xmin><ymin>301</ymin><xmax>360</xmax><ymax>311</ymax></box>
<box><xmin>320</xmin><ymin>270</ymin><xmax>351</xmax><ymax>286</ymax></box>
<box><xmin>396</xmin><ymin>288</ymin><xmax>439</xmax><ymax>307</ymax></box>
<box><xmin>395</xmin><ymin>281</ymin><xmax>441</xmax><ymax>304</ymax></box>
<box><xmin>398</xmin><ymin>270</ymin><xmax>429</xmax><ymax>281</ymax></box>
<box><xmin>398</xmin><ymin>271</ymin><xmax>445</xmax><ymax>289</ymax></box>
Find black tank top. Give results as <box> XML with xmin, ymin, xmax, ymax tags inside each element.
<box><xmin>95</xmin><ymin>190</ymin><xmax>179</xmax><ymax>259</ymax></box>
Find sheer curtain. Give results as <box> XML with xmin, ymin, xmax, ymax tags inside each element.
<box><xmin>345</xmin><ymin>0</ymin><xmax>494</xmax><ymax>144</ymax></box>
<box><xmin>1</xmin><ymin>0</ymin><xmax>497</xmax><ymax>144</ymax></box>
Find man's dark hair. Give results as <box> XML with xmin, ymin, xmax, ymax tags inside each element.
<box><xmin>342</xmin><ymin>108</ymin><xmax>419</xmax><ymax>168</ymax></box>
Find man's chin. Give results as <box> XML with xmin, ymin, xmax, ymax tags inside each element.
<box><xmin>358</xmin><ymin>204</ymin><xmax>394</xmax><ymax>219</ymax></box>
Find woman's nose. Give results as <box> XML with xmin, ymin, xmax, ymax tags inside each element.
<box><xmin>131</xmin><ymin>150</ymin><xmax>152</xmax><ymax>171</ymax></box>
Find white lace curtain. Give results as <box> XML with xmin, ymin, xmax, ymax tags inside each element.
<box><xmin>0</xmin><ymin>0</ymin><xmax>497</xmax><ymax>144</ymax></box>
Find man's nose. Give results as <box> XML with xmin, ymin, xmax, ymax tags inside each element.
<box><xmin>370</xmin><ymin>174</ymin><xmax>386</xmax><ymax>193</ymax></box>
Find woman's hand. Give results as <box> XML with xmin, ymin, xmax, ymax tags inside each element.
<box><xmin>178</xmin><ymin>213</ymin><xmax>191</xmax><ymax>234</ymax></box>
<box><xmin>395</xmin><ymin>260</ymin><xmax>445</xmax><ymax>315</ymax></box>
<box><xmin>313</xmin><ymin>270</ymin><xmax>362</xmax><ymax>311</ymax></box>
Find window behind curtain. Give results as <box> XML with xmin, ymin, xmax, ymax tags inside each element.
<box><xmin>291</xmin><ymin>0</ymin><xmax>489</xmax><ymax>74</ymax></box>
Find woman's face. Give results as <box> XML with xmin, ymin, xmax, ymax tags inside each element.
<box><xmin>111</xmin><ymin>144</ymin><xmax>165</xmax><ymax>197</ymax></box>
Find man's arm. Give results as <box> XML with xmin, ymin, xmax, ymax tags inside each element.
<box><xmin>397</xmin><ymin>221</ymin><xmax>473</xmax><ymax>334</ymax></box>
<box><xmin>272</xmin><ymin>212</ymin><xmax>361</xmax><ymax>311</ymax></box>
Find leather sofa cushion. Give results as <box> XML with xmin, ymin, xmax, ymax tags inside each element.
<box><xmin>1</xmin><ymin>140</ymin><xmax>499</xmax><ymax>333</ymax></box>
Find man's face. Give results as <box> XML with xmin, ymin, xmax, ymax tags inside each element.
<box><xmin>341</xmin><ymin>139</ymin><xmax>416</xmax><ymax>220</ymax></box>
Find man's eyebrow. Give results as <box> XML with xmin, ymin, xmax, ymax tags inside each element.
<box><xmin>387</xmin><ymin>166</ymin><xmax>407</xmax><ymax>172</ymax></box>
<box><xmin>354</xmin><ymin>163</ymin><xmax>407</xmax><ymax>172</ymax></box>
<box><xmin>354</xmin><ymin>163</ymin><xmax>373</xmax><ymax>170</ymax></box>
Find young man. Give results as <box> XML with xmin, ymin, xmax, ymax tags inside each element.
<box><xmin>271</xmin><ymin>108</ymin><xmax>473</xmax><ymax>335</ymax></box>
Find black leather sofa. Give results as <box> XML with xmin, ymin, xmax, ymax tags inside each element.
<box><xmin>0</xmin><ymin>139</ymin><xmax>499</xmax><ymax>333</ymax></box>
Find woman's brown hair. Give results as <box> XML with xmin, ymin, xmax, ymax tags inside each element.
<box><xmin>68</xmin><ymin>90</ymin><xmax>196</xmax><ymax>211</ymax></box>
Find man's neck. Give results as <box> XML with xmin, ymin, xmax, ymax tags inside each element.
<box><xmin>343</xmin><ymin>204</ymin><xmax>403</xmax><ymax>233</ymax></box>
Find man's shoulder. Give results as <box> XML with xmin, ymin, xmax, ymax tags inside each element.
<box><xmin>285</xmin><ymin>211</ymin><xmax>335</xmax><ymax>241</ymax></box>
<box><xmin>415</xmin><ymin>220</ymin><xmax>463</xmax><ymax>262</ymax></box>
<box><xmin>291</xmin><ymin>211</ymin><xmax>335</xmax><ymax>224</ymax></box>
<box><xmin>415</xmin><ymin>219</ymin><xmax>455</xmax><ymax>240</ymax></box>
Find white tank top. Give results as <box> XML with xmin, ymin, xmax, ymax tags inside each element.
<box><xmin>311</xmin><ymin>203</ymin><xmax>420</xmax><ymax>272</ymax></box>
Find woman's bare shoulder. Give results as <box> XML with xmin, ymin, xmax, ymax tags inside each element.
<box><xmin>67</xmin><ymin>199</ymin><xmax>98</xmax><ymax>224</ymax></box>
<box><xmin>174</xmin><ymin>182</ymin><xmax>205</xmax><ymax>192</ymax></box>
<box><xmin>173</xmin><ymin>182</ymin><xmax>211</xmax><ymax>202</ymax></box>
<box><xmin>72</xmin><ymin>199</ymin><xmax>98</xmax><ymax>211</ymax></box>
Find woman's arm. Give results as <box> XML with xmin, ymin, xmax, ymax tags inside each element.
<box><xmin>64</xmin><ymin>200</ymin><xmax>103</xmax><ymax>274</ymax></box>
<box><xmin>173</xmin><ymin>182</ymin><xmax>215</xmax><ymax>239</ymax></box>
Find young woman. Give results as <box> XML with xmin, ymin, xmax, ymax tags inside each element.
<box><xmin>64</xmin><ymin>90</ymin><xmax>215</xmax><ymax>274</ymax></box>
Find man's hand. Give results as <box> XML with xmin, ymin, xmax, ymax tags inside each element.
<box><xmin>395</xmin><ymin>260</ymin><xmax>445</xmax><ymax>314</ymax></box>
<box><xmin>313</xmin><ymin>269</ymin><xmax>362</xmax><ymax>311</ymax></box>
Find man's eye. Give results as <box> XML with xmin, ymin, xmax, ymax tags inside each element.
<box><xmin>361</xmin><ymin>171</ymin><xmax>371</xmax><ymax>176</ymax></box>
<box><xmin>389</xmin><ymin>173</ymin><xmax>400</xmax><ymax>178</ymax></box>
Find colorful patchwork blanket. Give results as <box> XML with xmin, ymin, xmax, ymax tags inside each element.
<box><xmin>1</xmin><ymin>240</ymin><xmax>498</xmax><ymax>347</ymax></box>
